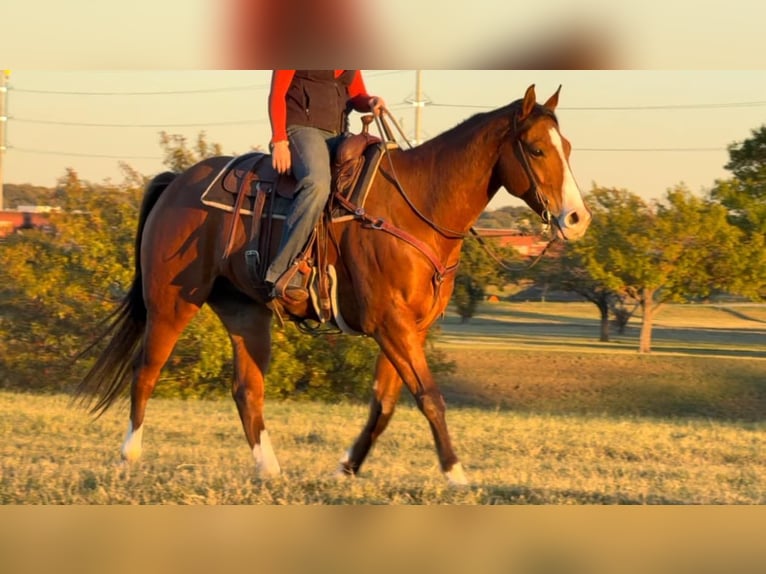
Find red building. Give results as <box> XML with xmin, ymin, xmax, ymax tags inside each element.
<box><xmin>472</xmin><ymin>227</ymin><xmax>553</xmax><ymax>258</ymax></box>
<box><xmin>0</xmin><ymin>209</ymin><xmax>53</xmax><ymax>237</ymax></box>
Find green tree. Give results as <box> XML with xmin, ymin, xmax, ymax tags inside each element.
<box><xmin>159</xmin><ymin>131</ymin><xmax>224</xmax><ymax>172</ymax></box>
<box><xmin>533</xmin><ymin>242</ymin><xmax>631</xmax><ymax>342</ymax></box>
<box><xmin>0</xmin><ymin>170</ymin><xmax>142</xmax><ymax>389</ymax></box>
<box><xmin>564</xmin><ymin>185</ymin><xmax>754</xmax><ymax>353</ymax></box>
<box><xmin>2</xmin><ymin>183</ymin><xmax>55</xmax><ymax>209</ymax></box>
<box><xmin>711</xmin><ymin>125</ymin><xmax>766</xmax><ymax>236</ymax></box>
<box><xmin>476</xmin><ymin>205</ymin><xmax>539</xmax><ymax>233</ymax></box>
<box><xmin>451</xmin><ymin>234</ymin><xmax>519</xmax><ymax>322</ymax></box>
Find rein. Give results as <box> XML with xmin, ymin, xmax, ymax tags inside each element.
<box><xmin>375</xmin><ymin>110</ymin><xmax>467</xmax><ymax>241</ymax></box>
<box><xmin>469</xmin><ymin>228</ymin><xmax>559</xmax><ymax>273</ymax></box>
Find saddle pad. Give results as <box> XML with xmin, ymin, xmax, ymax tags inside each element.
<box><xmin>200</xmin><ymin>155</ymin><xmax>292</xmax><ymax>217</ymax></box>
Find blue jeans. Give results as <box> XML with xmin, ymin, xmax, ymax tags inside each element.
<box><xmin>265</xmin><ymin>125</ymin><xmax>344</xmax><ymax>284</ymax></box>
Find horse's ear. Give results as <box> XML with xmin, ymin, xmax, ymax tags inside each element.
<box><xmin>544</xmin><ymin>85</ymin><xmax>562</xmax><ymax>111</ymax></box>
<box><xmin>519</xmin><ymin>84</ymin><xmax>536</xmax><ymax>121</ymax></box>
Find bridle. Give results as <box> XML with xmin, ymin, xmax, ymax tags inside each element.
<box><xmin>467</xmin><ymin>106</ymin><xmax>563</xmax><ymax>273</ymax></box>
<box><xmin>374</xmin><ymin>105</ymin><xmax>561</xmax><ymax>241</ymax></box>
<box><xmin>512</xmin><ymin>106</ymin><xmax>560</xmax><ymax>232</ymax></box>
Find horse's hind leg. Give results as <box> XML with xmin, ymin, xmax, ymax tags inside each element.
<box><xmin>207</xmin><ymin>298</ymin><xmax>280</xmax><ymax>478</ymax></box>
<box><xmin>123</xmin><ymin>304</ymin><xmax>201</xmax><ymax>462</ymax></box>
<box><xmin>339</xmin><ymin>353</ymin><xmax>403</xmax><ymax>477</ymax></box>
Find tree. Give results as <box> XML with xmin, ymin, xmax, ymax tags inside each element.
<box><xmin>0</xmin><ymin>170</ymin><xmax>144</xmax><ymax>389</ymax></box>
<box><xmin>533</xmin><ymin>242</ymin><xmax>632</xmax><ymax>342</ymax></box>
<box><xmin>451</xmin><ymin>234</ymin><xmax>519</xmax><ymax>322</ymax></box>
<box><xmin>563</xmin><ymin>185</ymin><xmax>753</xmax><ymax>353</ymax></box>
<box><xmin>159</xmin><ymin>131</ymin><xmax>223</xmax><ymax>172</ymax></box>
<box><xmin>711</xmin><ymin>125</ymin><xmax>766</xmax><ymax>236</ymax></box>
<box><xmin>709</xmin><ymin>125</ymin><xmax>766</xmax><ymax>299</ymax></box>
<box><xmin>2</xmin><ymin>183</ymin><xmax>55</xmax><ymax>209</ymax></box>
<box><xmin>476</xmin><ymin>205</ymin><xmax>539</xmax><ymax>233</ymax></box>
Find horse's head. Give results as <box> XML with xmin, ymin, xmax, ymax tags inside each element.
<box><xmin>496</xmin><ymin>84</ymin><xmax>591</xmax><ymax>240</ymax></box>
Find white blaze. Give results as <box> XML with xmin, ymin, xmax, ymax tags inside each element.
<box><xmin>548</xmin><ymin>127</ymin><xmax>589</xmax><ymax>239</ymax></box>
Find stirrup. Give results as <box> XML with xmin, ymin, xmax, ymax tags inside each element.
<box><xmin>272</xmin><ymin>262</ymin><xmax>310</xmax><ymax>303</ymax></box>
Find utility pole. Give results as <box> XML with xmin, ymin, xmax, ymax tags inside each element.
<box><xmin>414</xmin><ymin>69</ymin><xmax>423</xmax><ymax>145</ymax></box>
<box><xmin>406</xmin><ymin>70</ymin><xmax>427</xmax><ymax>145</ymax></box>
<box><xmin>0</xmin><ymin>69</ymin><xmax>8</xmax><ymax>212</ymax></box>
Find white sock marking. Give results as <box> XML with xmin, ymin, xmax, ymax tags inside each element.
<box><xmin>333</xmin><ymin>450</ymin><xmax>354</xmax><ymax>480</ymax></box>
<box><xmin>445</xmin><ymin>462</ymin><xmax>469</xmax><ymax>486</ymax></box>
<box><xmin>252</xmin><ymin>430</ymin><xmax>281</xmax><ymax>478</ymax></box>
<box><xmin>121</xmin><ymin>421</ymin><xmax>144</xmax><ymax>462</ymax></box>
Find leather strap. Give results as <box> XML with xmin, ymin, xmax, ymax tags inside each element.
<box><xmin>221</xmin><ymin>169</ymin><xmax>254</xmax><ymax>262</ymax></box>
<box><xmin>249</xmin><ymin>182</ymin><xmax>270</xmax><ymax>244</ymax></box>
<box><xmin>334</xmin><ymin>192</ymin><xmax>458</xmax><ymax>283</ymax></box>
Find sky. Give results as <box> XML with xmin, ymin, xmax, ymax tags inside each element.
<box><xmin>2</xmin><ymin>70</ymin><xmax>765</xmax><ymax>211</ymax></box>
<box><xmin>2</xmin><ymin>0</ymin><xmax>765</xmax><ymax>69</ymax></box>
<box><xmin>1</xmin><ymin>0</ymin><xmax>765</xmax><ymax>211</ymax></box>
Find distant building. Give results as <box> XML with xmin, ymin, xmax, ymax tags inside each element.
<box><xmin>0</xmin><ymin>207</ymin><xmax>55</xmax><ymax>237</ymax></box>
<box><xmin>471</xmin><ymin>227</ymin><xmax>553</xmax><ymax>258</ymax></box>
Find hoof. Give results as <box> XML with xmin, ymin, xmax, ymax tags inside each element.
<box><xmin>333</xmin><ymin>464</ymin><xmax>355</xmax><ymax>480</ymax></box>
<box><xmin>120</xmin><ymin>444</ymin><xmax>142</xmax><ymax>463</ymax></box>
<box><xmin>255</xmin><ymin>466</ymin><xmax>282</xmax><ymax>480</ymax></box>
<box><xmin>445</xmin><ymin>462</ymin><xmax>469</xmax><ymax>486</ymax></box>
<box><xmin>334</xmin><ymin>451</ymin><xmax>357</xmax><ymax>480</ymax></box>
<box><xmin>121</xmin><ymin>422</ymin><xmax>144</xmax><ymax>463</ymax></box>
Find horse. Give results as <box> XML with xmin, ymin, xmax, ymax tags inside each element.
<box><xmin>76</xmin><ymin>84</ymin><xmax>591</xmax><ymax>485</ymax></box>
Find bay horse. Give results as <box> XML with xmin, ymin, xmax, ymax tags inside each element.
<box><xmin>77</xmin><ymin>84</ymin><xmax>591</xmax><ymax>485</ymax></box>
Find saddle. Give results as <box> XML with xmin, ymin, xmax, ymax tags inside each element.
<box><xmin>212</xmin><ymin>115</ymin><xmax>389</xmax><ymax>325</ymax></box>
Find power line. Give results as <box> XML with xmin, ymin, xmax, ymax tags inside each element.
<box><xmin>565</xmin><ymin>101</ymin><xmax>766</xmax><ymax>111</ymax></box>
<box><xmin>578</xmin><ymin>147</ymin><xmax>724</xmax><ymax>152</ymax></box>
<box><xmin>10</xmin><ymin>83</ymin><xmax>270</xmax><ymax>96</ymax></box>
<box><xmin>10</xmin><ymin>117</ymin><xmax>268</xmax><ymax>128</ymax></box>
<box><xmin>9</xmin><ymin>146</ymin><xmax>162</xmax><ymax>160</ymax></box>
<box><xmin>9</xmin><ymin>70</ymin><xmax>405</xmax><ymax>97</ymax></box>
<box><xmin>427</xmin><ymin>100</ymin><xmax>766</xmax><ymax>111</ymax></box>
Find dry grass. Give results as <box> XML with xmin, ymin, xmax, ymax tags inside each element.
<box><xmin>3</xmin><ymin>301</ymin><xmax>764</xmax><ymax>504</ymax></box>
<box><xmin>2</xmin><ymin>390</ymin><xmax>764</xmax><ymax>504</ymax></box>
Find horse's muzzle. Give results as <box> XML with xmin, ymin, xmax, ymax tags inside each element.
<box><xmin>556</xmin><ymin>207</ymin><xmax>592</xmax><ymax>241</ymax></box>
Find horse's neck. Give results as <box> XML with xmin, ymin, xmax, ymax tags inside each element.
<box><xmin>403</xmin><ymin>110</ymin><xmax>511</xmax><ymax>233</ymax></box>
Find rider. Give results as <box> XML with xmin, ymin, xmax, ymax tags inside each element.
<box><xmin>265</xmin><ymin>70</ymin><xmax>386</xmax><ymax>303</ymax></box>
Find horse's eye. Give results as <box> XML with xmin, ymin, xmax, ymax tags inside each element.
<box><xmin>528</xmin><ymin>146</ymin><xmax>544</xmax><ymax>158</ymax></box>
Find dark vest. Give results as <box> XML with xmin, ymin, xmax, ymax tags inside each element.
<box><xmin>285</xmin><ymin>70</ymin><xmax>356</xmax><ymax>135</ymax></box>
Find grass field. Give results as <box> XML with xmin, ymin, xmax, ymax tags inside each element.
<box><xmin>437</xmin><ymin>301</ymin><xmax>766</xmax><ymax>359</ymax></box>
<box><xmin>1</xmin><ymin>302</ymin><xmax>764</xmax><ymax>504</ymax></box>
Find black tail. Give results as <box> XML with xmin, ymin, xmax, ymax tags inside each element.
<box><xmin>75</xmin><ymin>172</ymin><xmax>178</xmax><ymax>415</ymax></box>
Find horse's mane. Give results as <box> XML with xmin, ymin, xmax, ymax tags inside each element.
<box><xmin>412</xmin><ymin>101</ymin><xmax>519</xmax><ymax>157</ymax></box>
<box><xmin>404</xmin><ymin>98</ymin><xmax>557</xmax><ymax>161</ymax></box>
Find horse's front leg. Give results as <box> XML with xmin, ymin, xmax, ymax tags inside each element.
<box><xmin>338</xmin><ymin>352</ymin><xmax>403</xmax><ymax>477</ymax></box>
<box><xmin>372</xmin><ymin>312</ymin><xmax>468</xmax><ymax>486</ymax></box>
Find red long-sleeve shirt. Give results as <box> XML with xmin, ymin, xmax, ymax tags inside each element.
<box><xmin>269</xmin><ymin>70</ymin><xmax>371</xmax><ymax>144</ymax></box>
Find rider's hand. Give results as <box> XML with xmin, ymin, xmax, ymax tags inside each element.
<box><xmin>271</xmin><ymin>140</ymin><xmax>291</xmax><ymax>174</ymax></box>
<box><xmin>368</xmin><ymin>96</ymin><xmax>386</xmax><ymax>116</ymax></box>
